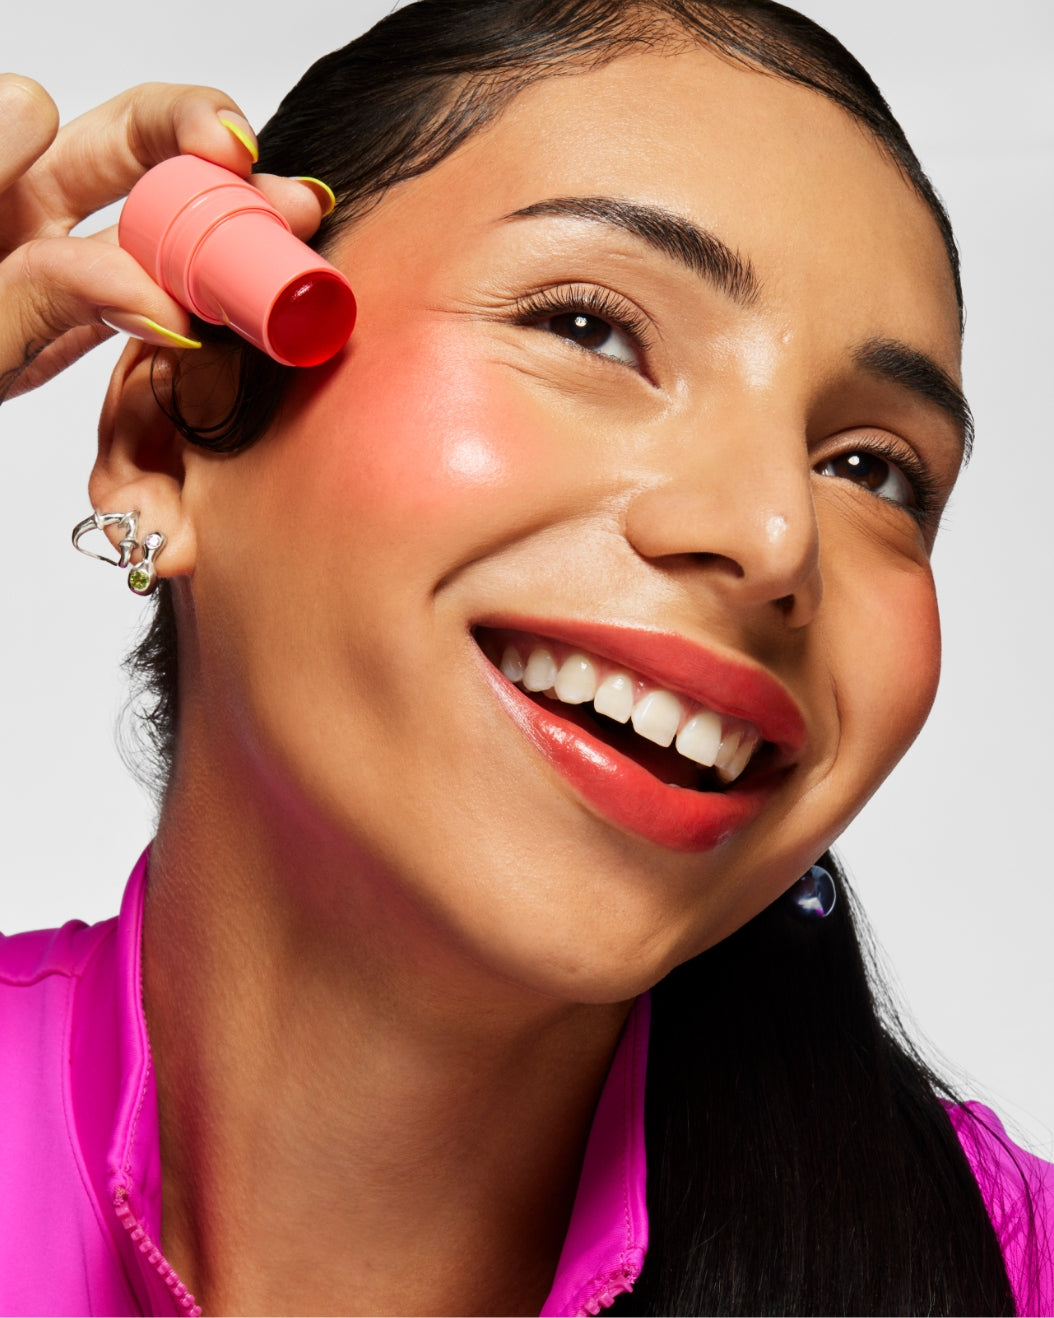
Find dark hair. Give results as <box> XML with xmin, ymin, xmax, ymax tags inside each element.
<box><xmin>126</xmin><ymin>3</ymin><xmax>1032</xmax><ymax>1311</ymax></box>
<box><xmin>617</xmin><ymin>854</ymin><xmax>1026</xmax><ymax>1314</ymax></box>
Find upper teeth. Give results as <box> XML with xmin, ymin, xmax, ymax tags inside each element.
<box><xmin>498</xmin><ymin>639</ymin><xmax>761</xmax><ymax>783</ymax></box>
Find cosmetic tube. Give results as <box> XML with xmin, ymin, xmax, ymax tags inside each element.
<box><xmin>119</xmin><ymin>155</ymin><xmax>355</xmax><ymax>367</ymax></box>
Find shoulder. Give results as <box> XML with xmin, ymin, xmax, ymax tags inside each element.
<box><xmin>948</xmin><ymin>1100</ymin><xmax>1054</xmax><ymax>1317</ymax></box>
<box><xmin>0</xmin><ymin>917</ymin><xmax>119</xmax><ymax>1083</ymax></box>
<box><xmin>0</xmin><ymin>916</ymin><xmax>116</xmax><ymax>1001</ymax></box>
<box><xmin>0</xmin><ymin>912</ymin><xmax>142</xmax><ymax>1309</ymax></box>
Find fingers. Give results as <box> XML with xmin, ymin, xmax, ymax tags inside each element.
<box><xmin>0</xmin><ymin>78</ymin><xmax>336</xmax><ymax>397</ymax></box>
<box><xmin>251</xmin><ymin>174</ymin><xmax>335</xmax><ymax>240</ymax></box>
<box><xmin>2</xmin><ymin>80</ymin><xmax>333</xmax><ymax>247</ymax></box>
<box><xmin>0</xmin><ymin>75</ymin><xmax>59</xmax><ymax>194</ymax></box>
<box><xmin>0</xmin><ymin>83</ymin><xmax>261</xmax><ymax>247</ymax></box>
<box><xmin>0</xmin><ymin>235</ymin><xmax>199</xmax><ymax>398</ymax></box>
<box><xmin>0</xmin><ymin>323</ymin><xmax>114</xmax><ymax>403</ymax></box>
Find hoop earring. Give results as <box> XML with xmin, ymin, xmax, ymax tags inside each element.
<box><xmin>72</xmin><ymin>510</ymin><xmax>166</xmax><ymax>596</ymax></box>
<box><xmin>784</xmin><ymin>863</ymin><xmax>837</xmax><ymax>919</ymax></box>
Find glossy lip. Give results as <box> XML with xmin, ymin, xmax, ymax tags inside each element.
<box><xmin>471</xmin><ymin>617</ymin><xmax>807</xmax><ymax>853</ymax></box>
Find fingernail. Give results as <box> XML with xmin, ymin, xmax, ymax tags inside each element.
<box><xmin>217</xmin><ymin>112</ymin><xmax>259</xmax><ymax>163</ymax></box>
<box><xmin>101</xmin><ymin>310</ymin><xmax>202</xmax><ymax>350</ymax></box>
<box><xmin>294</xmin><ymin>176</ymin><xmax>337</xmax><ymax>218</ymax></box>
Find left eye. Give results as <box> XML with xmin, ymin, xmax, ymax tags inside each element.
<box><xmin>540</xmin><ymin>312</ymin><xmax>637</xmax><ymax>365</ymax></box>
<box><xmin>817</xmin><ymin>450</ymin><xmax>916</xmax><ymax>509</ymax></box>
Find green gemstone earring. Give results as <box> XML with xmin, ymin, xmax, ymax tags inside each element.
<box><xmin>72</xmin><ymin>510</ymin><xmax>166</xmax><ymax>596</ymax></box>
<box><xmin>127</xmin><ymin>531</ymin><xmax>166</xmax><ymax>595</ymax></box>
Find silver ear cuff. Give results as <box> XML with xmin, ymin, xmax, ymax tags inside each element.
<box><xmin>72</xmin><ymin>510</ymin><xmax>167</xmax><ymax>596</ymax></box>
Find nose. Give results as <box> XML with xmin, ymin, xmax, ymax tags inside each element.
<box><xmin>623</xmin><ymin>419</ymin><xmax>823</xmax><ymax>628</ymax></box>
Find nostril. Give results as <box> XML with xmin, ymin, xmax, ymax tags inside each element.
<box><xmin>686</xmin><ymin>551</ymin><xmax>745</xmax><ymax>578</ymax></box>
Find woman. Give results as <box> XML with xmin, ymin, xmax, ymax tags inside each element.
<box><xmin>1</xmin><ymin>1</ymin><xmax>1051</xmax><ymax>1313</ymax></box>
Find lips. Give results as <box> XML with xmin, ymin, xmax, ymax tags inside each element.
<box><xmin>473</xmin><ymin>618</ymin><xmax>806</xmax><ymax>853</ymax></box>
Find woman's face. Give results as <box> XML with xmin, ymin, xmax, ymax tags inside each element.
<box><xmin>181</xmin><ymin>45</ymin><xmax>964</xmax><ymax>1000</ymax></box>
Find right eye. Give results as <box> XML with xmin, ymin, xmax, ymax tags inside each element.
<box><xmin>537</xmin><ymin>310</ymin><xmax>638</xmax><ymax>365</ymax></box>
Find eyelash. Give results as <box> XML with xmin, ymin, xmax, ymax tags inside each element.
<box><xmin>820</xmin><ymin>434</ymin><xmax>943</xmax><ymax>530</ymax></box>
<box><xmin>511</xmin><ymin>283</ymin><xmax>654</xmax><ymax>359</ymax></box>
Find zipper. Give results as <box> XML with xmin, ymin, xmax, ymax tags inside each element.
<box><xmin>114</xmin><ymin>1187</ymin><xmax>202</xmax><ymax>1316</ymax></box>
<box><xmin>580</xmin><ymin>1273</ymin><xmax>634</xmax><ymax>1315</ymax></box>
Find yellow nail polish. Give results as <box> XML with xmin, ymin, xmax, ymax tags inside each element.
<box><xmin>294</xmin><ymin>176</ymin><xmax>337</xmax><ymax>218</ymax></box>
<box><xmin>140</xmin><ymin>319</ymin><xmax>203</xmax><ymax>350</ymax></box>
<box><xmin>101</xmin><ymin>310</ymin><xmax>202</xmax><ymax>350</ymax></box>
<box><xmin>218</xmin><ymin>114</ymin><xmax>259</xmax><ymax>163</ymax></box>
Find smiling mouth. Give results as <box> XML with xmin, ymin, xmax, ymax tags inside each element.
<box><xmin>476</xmin><ymin>627</ymin><xmax>773</xmax><ymax>792</ymax></box>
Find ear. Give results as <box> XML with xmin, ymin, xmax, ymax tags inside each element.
<box><xmin>90</xmin><ymin>340</ymin><xmax>197</xmax><ymax>580</ymax></box>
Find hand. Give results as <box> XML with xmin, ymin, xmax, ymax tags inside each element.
<box><xmin>0</xmin><ymin>76</ymin><xmax>330</xmax><ymax>404</ymax></box>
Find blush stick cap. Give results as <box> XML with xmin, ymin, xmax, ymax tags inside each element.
<box><xmin>118</xmin><ymin>155</ymin><xmax>356</xmax><ymax>367</ymax></box>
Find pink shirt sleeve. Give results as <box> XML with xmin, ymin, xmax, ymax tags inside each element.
<box><xmin>948</xmin><ymin>1101</ymin><xmax>1054</xmax><ymax>1316</ymax></box>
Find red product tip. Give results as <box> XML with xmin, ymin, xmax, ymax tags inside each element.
<box><xmin>267</xmin><ymin>272</ymin><xmax>357</xmax><ymax>367</ymax></box>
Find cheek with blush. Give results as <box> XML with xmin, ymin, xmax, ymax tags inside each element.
<box><xmin>283</xmin><ymin>326</ymin><xmax>563</xmax><ymax>568</ymax></box>
<box><xmin>852</xmin><ymin>567</ymin><xmax>941</xmax><ymax>766</ymax></box>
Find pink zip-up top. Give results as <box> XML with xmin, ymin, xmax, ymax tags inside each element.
<box><xmin>0</xmin><ymin>851</ymin><xmax>647</xmax><ymax>1316</ymax></box>
<box><xmin>0</xmin><ymin>850</ymin><xmax>1051</xmax><ymax>1315</ymax></box>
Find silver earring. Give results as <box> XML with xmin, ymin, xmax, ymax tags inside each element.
<box><xmin>72</xmin><ymin>509</ymin><xmax>166</xmax><ymax>596</ymax></box>
<box><xmin>784</xmin><ymin>863</ymin><xmax>837</xmax><ymax>919</ymax></box>
<box><xmin>72</xmin><ymin>509</ymin><xmax>140</xmax><ymax>567</ymax></box>
<box><xmin>127</xmin><ymin>531</ymin><xmax>166</xmax><ymax>595</ymax></box>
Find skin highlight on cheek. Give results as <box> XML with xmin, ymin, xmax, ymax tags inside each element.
<box><xmin>295</xmin><ymin>333</ymin><xmax>528</xmax><ymax>528</ymax></box>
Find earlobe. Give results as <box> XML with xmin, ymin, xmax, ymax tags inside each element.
<box><xmin>90</xmin><ymin>340</ymin><xmax>197</xmax><ymax>581</ymax></box>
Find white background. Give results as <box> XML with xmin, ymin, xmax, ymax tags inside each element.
<box><xmin>3</xmin><ymin>2</ymin><xmax>1052</xmax><ymax>1151</ymax></box>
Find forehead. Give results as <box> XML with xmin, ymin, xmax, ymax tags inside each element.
<box><xmin>389</xmin><ymin>44</ymin><xmax>961</xmax><ymax>364</ymax></box>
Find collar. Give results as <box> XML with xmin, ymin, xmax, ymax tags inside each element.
<box><xmin>71</xmin><ymin>848</ymin><xmax>197</xmax><ymax>1315</ymax></box>
<box><xmin>70</xmin><ymin>849</ymin><xmax>649</xmax><ymax>1317</ymax></box>
<box><xmin>541</xmin><ymin>993</ymin><xmax>650</xmax><ymax>1315</ymax></box>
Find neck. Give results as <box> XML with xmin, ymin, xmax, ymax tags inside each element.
<box><xmin>143</xmin><ymin>772</ymin><xmax>630</xmax><ymax>1315</ymax></box>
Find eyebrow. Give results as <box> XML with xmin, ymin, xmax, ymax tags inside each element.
<box><xmin>854</xmin><ymin>337</ymin><xmax>974</xmax><ymax>463</ymax></box>
<box><xmin>504</xmin><ymin>196</ymin><xmax>759</xmax><ymax>307</ymax></box>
